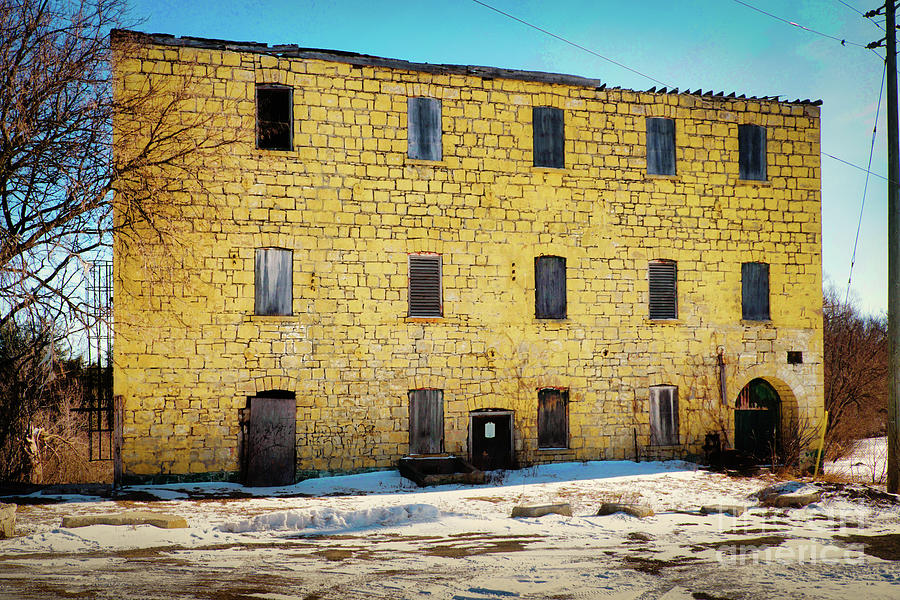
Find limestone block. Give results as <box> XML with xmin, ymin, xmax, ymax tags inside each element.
<box><xmin>596</xmin><ymin>503</ymin><xmax>654</xmax><ymax>518</ymax></box>
<box><xmin>0</xmin><ymin>503</ymin><xmax>15</xmax><ymax>538</ymax></box>
<box><xmin>700</xmin><ymin>504</ymin><xmax>748</xmax><ymax>517</ymax></box>
<box><xmin>61</xmin><ymin>511</ymin><xmax>188</xmax><ymax>529</ymax></box>
<box><xmin>511</xmin><ymin>503</ymin><xmax>572</xmax><ymax>518</ymax></box>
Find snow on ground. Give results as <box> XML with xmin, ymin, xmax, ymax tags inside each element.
<box><xmin>826</xmin><ymin>436</ymin><xmax>888</xmax><ymax>484</ymax></box>
<box><xmin>2</xmin><ymin>457</ymin><xmax>899</xmax><ymax>599</ymax></box>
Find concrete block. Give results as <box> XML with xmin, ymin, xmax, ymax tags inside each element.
<box><xmin>511</xmin><ymin>503</ymin><xmax>572</xmax><ymax>518</ymax></box>
<box><xmin>596</xmin><ymin>503</ymin><xmax>654</xmax><ymax>518</ymax></box>
<box><xmin>61</xmin><ymin>511</ymin><xmax>188</xmax><ymax>529</ymax></box>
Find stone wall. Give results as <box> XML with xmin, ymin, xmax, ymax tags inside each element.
<box><xmin>112</xmin><ymin>32</ymin><xmax>824</xmax><ymax>479</ymax></box>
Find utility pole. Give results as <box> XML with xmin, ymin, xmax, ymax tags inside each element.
<box><xmin>889</xmin><ymin>0</ymin><xmax>900</xmax><ymax>496</ymax></box>
<box><xmin>867</xmin><ymin>1</ymin><xmax>899</xmax><ymax>493</ymax></box>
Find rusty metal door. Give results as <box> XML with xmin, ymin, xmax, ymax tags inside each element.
<box><xmin>409</xmin><ymin>389</ymin><xmax>443</xmax><ymax>454</ymax></box>
<box><xmin>245</xmin><ymin>396</ymin><xmax>296</xmax><ymax>487</ymax></box>
<box><xmin>470</xmin><ymin>411</ymin><xmax>513</xmax><ymax>471</ymax></box>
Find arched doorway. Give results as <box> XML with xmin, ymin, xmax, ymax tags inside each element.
<box><xmin>734</xmin><ymin>378</ymin><xmax>780</xmax><ymax>463</ymax></box>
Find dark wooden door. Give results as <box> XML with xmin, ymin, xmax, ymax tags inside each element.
<box><xmin>470</xmin><ymin>412</ymin><xmax>513</xmax><ymax>471</ymax></box>
<box><xmin>734</xmin><ymin>378</ymin><xmax>780</xmax><ymax>463</ymax></box>
<box><xmin>245</xmin><ymin>396</ymin><xmax>296</xmax><ymax>487</ymax></box>
<box><xmin>409</xmin><ymin>389</ymin><xmax>443</xmax><ymax>454</ymax></box>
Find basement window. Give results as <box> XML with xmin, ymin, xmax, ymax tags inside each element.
<box><xmin>738</xmin><ymin>124</ymin><xmax>766</xmax><ymax>181</ymax></box>
<box><xmin>648</xmin><ymin>260</ymin><xmax>677</xmax><ymax>320</ymax></box>
<box><xmin>646</xmin><ymin>117</ymin><xmax>676</xmax><ymax>175</ymax></box>
<box><xmin>408</xmin><ymin>254</ymin><xmax>442</xmax><ymax>318</ymax></box>
<box><xmin>408</xmin><ymin>97</ymin><xmax>442</xmax><ymax>161</ymax></box>
<box><xmin>255</xmin><ymin>248</ymin><xmax>293</xmax><ymax>315</ymax></box>
<box><xmin>256</xmin><ymin>85</ymin><xmax>292</xmax><ymax>151</ymax></box>
<box><xmin>538</xmin><ymin>388</ymin><xmax>568</xmax><ymax>449</ymax></box>
<box><xmin>534</xmin><ymin>255</ymin><xmax>566</xmax><ymax>319</ymax></box>
<box><xmin>741</xmin><ymin>262</ymin><xmax>770</xmax><ymax>321</ymax></box>
<box><xmin>649</xmin><ymin>385</ymin><xmax>679</xmax><ymax>446</ymax></box>
<box><xmin>533</xmin><ymin>106</ymin><xmax>564</xmax><ymax>168</ymax></box>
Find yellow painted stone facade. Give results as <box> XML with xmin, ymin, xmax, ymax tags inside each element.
<box><xmin>112</xmin><ymin>31</ymin><xmax>824</xmax><ymax>480</ymax></box>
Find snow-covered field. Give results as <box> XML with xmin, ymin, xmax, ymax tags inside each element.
<box><xmin>826</xmin><ymin>436</ymin><xmax>889</xmax><ymax>484</ymax></box>
<box><xmin>1</xmin><ymin>453</ymin><xmax>899</xmax><ymax>599</ymax></box>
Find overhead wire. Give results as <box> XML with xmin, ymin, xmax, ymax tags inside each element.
<box><xmin>731</xmin><ymin>0</ymin><xmax>869</xmax><ymax>47</ymax></box>
<box><xmin>468</xmin><ymin>0</ymin><xmax>671</xmax><ymax>87</ymax></box>
<box><xmin>846</xmin><ymin>62</ymin><xmax>887</xmax><ymax>304</ymax></box>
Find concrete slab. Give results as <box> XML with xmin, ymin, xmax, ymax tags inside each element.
<box><xmin>511</xmin><ymin>503</ymin><xmax>572</xmax><ymax>518</ymax></box>
<box><xmin>0</xmin><ymin>503</ymin><xmax>15</xmax><ymax>538</ymax></box>
<box><xmin>700</xmin><ymin>504</ymin><xmax>748</xmax><ymax>517</ymax></box>
<box><xmin>61</xmin><ymin>511</ymin><xmax>188</xmax><ymax>529</ymax></box>
<box><xmin>596</xmin><ymin>503</ymin><xmax>654</xmax><ymax>518</ymax></box>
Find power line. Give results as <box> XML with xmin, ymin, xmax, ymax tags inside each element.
<box><xmin>468</xmin><ymin>0</ymin><xmax>670</xmax><ymax>87</ymax></box>
<box><xmin>847</xmin><ymin>62</ymin><xmax>887</xmax><ymax>304</ymax></box>
<box><xmin>731</xmin><ymin>0</ymin><xmax>869</xmax><ymax>47</ymax></box>
<box><xmin>823</xmin><ymin>151</ymin><xmax>892</xmax><ymax>182</ymax></box>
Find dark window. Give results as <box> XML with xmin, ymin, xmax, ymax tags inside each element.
<box><xmin>742</xmin><ymin>262</ymin><xmax>770</xmax><ymax>320</ymax></box>
<box><xmin>650</xmin><ymin>385</ymin><xmax>679</xmax><ymax>446</ymax></box>
<box><xmin>738</xmin><ymin>124</ymin><xmax>766</xmax><ymax>181</ymax></box>
<box><xmin>409</xmin><ymin>389</ymin><xmax>443</xmax><ymax>454</ymax></box>
<box><xmin>646</xmin><ymin>117</ymin><xmax>676</xmax><ymax>175</ymax></box>
<box><xmin>533</xmin><ymin>106</ymin><xmax>564</xmax><ymax>168</ymax></box>
<box><xmin>535</xmin><ymin>255</ymin><xmax>566</xmax><ymax>319</ymax></box>
<box><xmin>256</xmin><ymin>85</ymin><xmax>292</xmax><ymax>150</ymax></box>
<box><xmin>255</xmin><ymin>248</ymin><xmax>292</xmax><ymax>315</ymax></box>
<box><xmin>538</xmin><ymin>388</ymin><xmax>568</xmax><ymax>449</ymax></box>
<box><xmin>648</xmin><ymin>260</ymin><xmax>677</xmax><ymax>319</ymax></box>
<box><xmin>408</xmin><ymin>254</ymin><xmax>442</xmax><ymax>317</ymax></box>
<box><xmin>787</xmin><ymin>351</ymin><xmax>803</xmax><ymax>364</ymax></box>
<box><xmin>408</xmin><ymin>97</ymin><xmax>442</xmax><ymax>161</ymax></box>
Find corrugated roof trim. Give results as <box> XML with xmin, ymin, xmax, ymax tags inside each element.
<box><xmin>112</xmin><ymin>30</ymin><xmax>823</xmax><ymax>106</ymax></box>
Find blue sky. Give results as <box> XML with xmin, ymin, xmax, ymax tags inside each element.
<box><xmin>124</xmin><ymin>0</ymin><xmax>891</xmax><ymax>316</ymax></box>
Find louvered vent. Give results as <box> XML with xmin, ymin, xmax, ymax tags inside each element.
<box><xmin>409</xmin><ymin>254</ymin><xmax>442</xmax><ymax>317</ymax></box>
<box><xmin>648</xmin><ymin>260</ymin><xmax>677</xmax><ymax>320</ymax></box>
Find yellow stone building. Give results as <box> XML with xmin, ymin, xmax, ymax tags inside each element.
<box><xmin>112</xmin><ymin>30</ymin><xmax>824</xmax><ymax>483</ymax></box>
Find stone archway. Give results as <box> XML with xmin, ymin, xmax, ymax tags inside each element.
<box><xmin>734</xmin><ymin>378</ymin><xmax>780</xmax><ymax>462</ymax></box>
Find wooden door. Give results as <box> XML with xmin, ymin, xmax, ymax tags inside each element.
<box><xmin>245</xmin><ymin>395</ymin><xmax>296</xmax><ymax>487</ymax></box>
<box><xmin>409</xmin><ymin>389</ymin><xmax>443</xmax><ymax>454</ymax></box>
<box><xmin>470</xmin><ymin>411</ymin><xmax>513</xmax><ymax>471</ymax></box>
<box><xmin>734</xmin><ymin>378</ymin><xmax>780</xmax><ymax>462</ymax></box>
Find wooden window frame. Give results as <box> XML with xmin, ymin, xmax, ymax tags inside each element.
<box><xmin>407</xmin><ymin>97</ymin><xmax>442</xmax><ymax>161</ymax></box>
<box><xmin>648</xmin><ymin>260</ymin><xmax>677</xmax><ymax>320</ymax></box>
<box><xmin>408</xmin><ymin>253</ymin><xmax>442</xmax><ymax>318</ymax></box>
<box><xmin>646</xmin><ymin>117</ymin><xmax>676</xmax><ymax>175</ymax></box>
<box><xmin>741</xmin><ymin>262</ymin><xmax>770</xmax><ymax>321</ymax></box>
<box><xmin>537</xmin><ymin>388</ymin><xmax>569</xmax><ymax>449</ymax></box>
<box><xmin>649</xmin><ymin>385</ymin><xmax>679</xmax><ymax>446</ymax></box>
<box><xmin>256</xmin><ymin>85</ymin><xmax>293</xmax><ymax>151</ymax></box>
<box><xmin>254</xmin><ymin>248</ymin><xmax>293</xmax><ymax>316</ymax></box>
<box><xmin>533</xmin><ymin>106</ymin><xmax>564</xmax><ymax>168</ymax></box>
<box><xmin>534</xmin><ymin>255</ymin><xmax>566</xmax><ymax>319</ymax></box>
<box><xmin>738</xmin><ymin>124</ymin><xmax>767</xmax><ymax>181</ymax></box>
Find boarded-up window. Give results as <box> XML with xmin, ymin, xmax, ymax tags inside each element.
<box><xmin>535</xmin><ymin>255</ymin><xmax>566</xmax><ymax>319</ymax></box>
<box><xmin>255</xmin><ymin>248</ymin><xmax>292</xmax><ymax>315</ymax></box>
<box><xmin>738</xmin><ymin>124</ymin><xmax>766</xmax><ymax>181</ymax></box>
<box><xmin>409</xmin><ymin>254</ymin><xmax>442</xmax><ymax>317</ymax></box>
<box><xmin>648</xmin><ymin>260</ymin><xmax>677</xmax><ymax>320</ymax></box>
<box><xmin>409</xmin><ymin>389</ymin><xmax>443</xmax><ymax>454</ymax></box>
<box><xmin>256</xmin><ymin>85</ymin><xmax>292</xmax><ymax>150</ymax></box>
<box><xmin>646</xmin><ymin>117</ymin><xmax>676</xmax><ymax>175</ymax></box>
<box><xmin>538</xmin><ymin>388</ymin><xmax>568</xmax><ymax>449</ymax></box>
<box><xmin>650</xmin><ymin>385</ymin><xmax>679</xmax><ymax>446</ymax></box>
<box><xmin>533</xmin><ymin>106</ymin><xmax>564</xmax><ymax>168</ymax></box>
<box><xmin>742</xmin><ymin>262</ymin><xmax>770</xmax><ymax>320</ymax></box>
<box><xmin>408</xmin><ymin>97</ymin><xmax>442</xmax><ymax>161</ymax></box>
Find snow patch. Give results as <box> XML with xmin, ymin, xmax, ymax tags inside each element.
<box><xmin>220</xmin><ymin>503</ymin><xmax>439</xmax><ymax>534</ymax></box>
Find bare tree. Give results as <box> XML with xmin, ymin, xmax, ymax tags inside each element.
<box><xmin>823</xmin><ymin>286</ymin><xmax>888</xmax><ymax>456</ymax></box>
<box><xmin>0</xmin><ymin>0</ymin><xmax>232</xmax><ymax>480</ymax></box>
